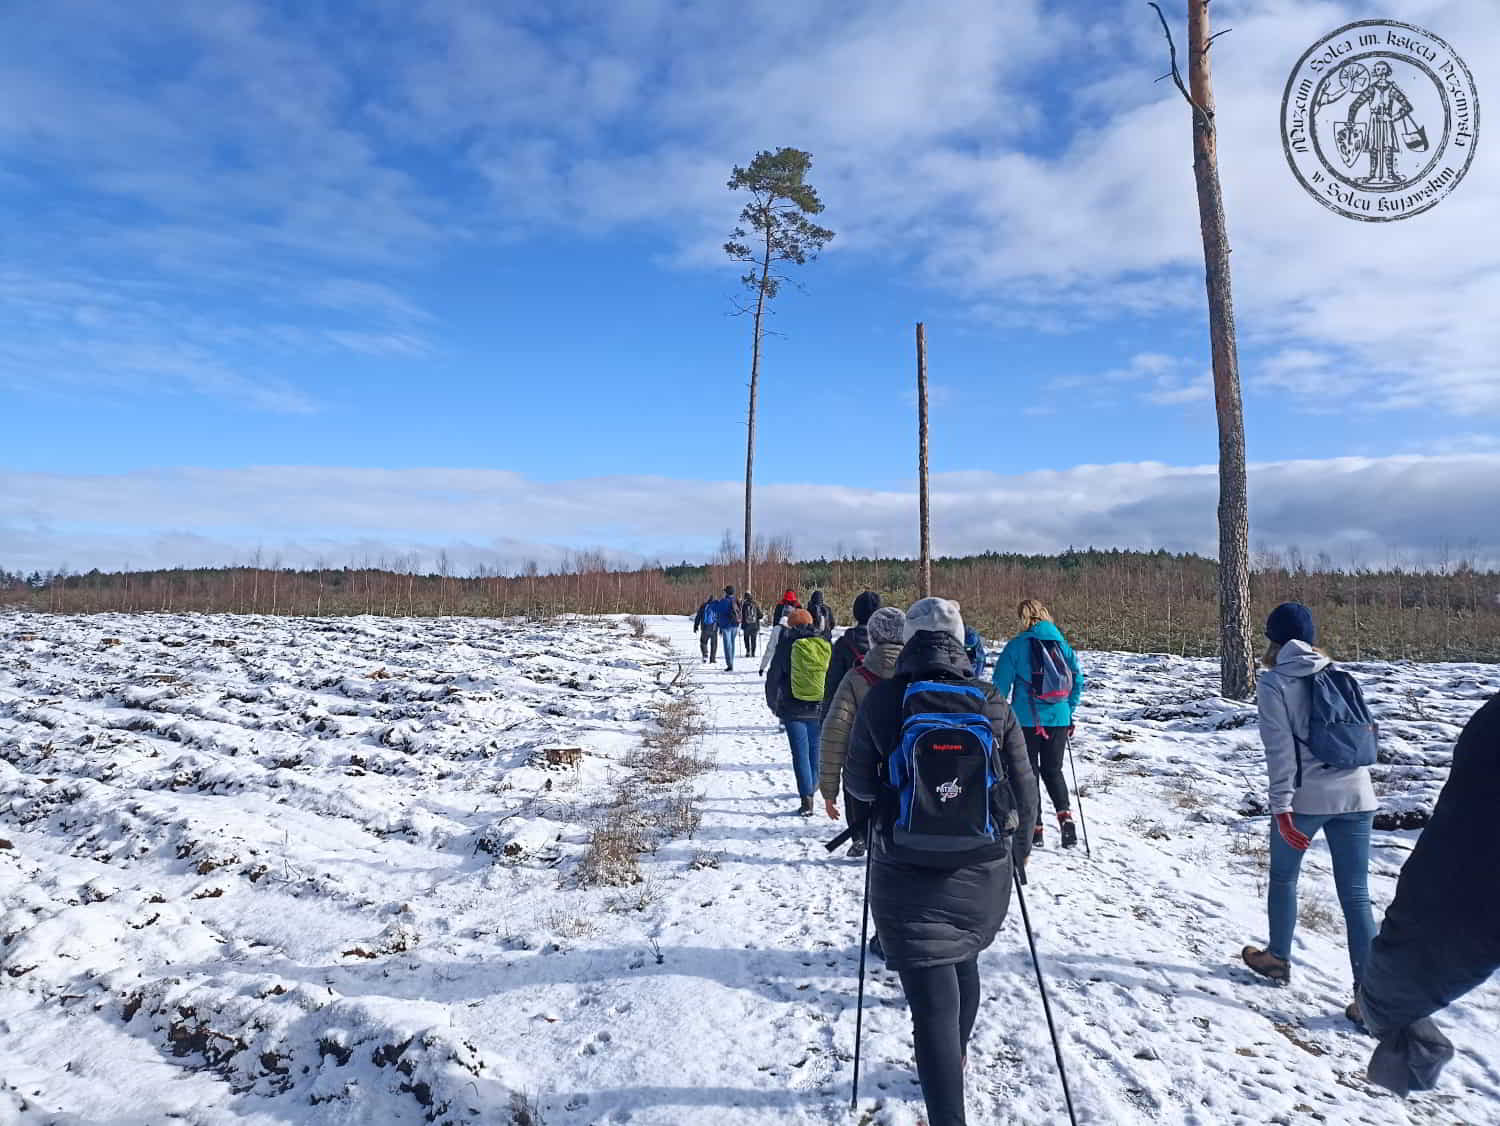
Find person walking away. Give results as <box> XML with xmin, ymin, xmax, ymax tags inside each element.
<box><xmin>1358</xmin><ymin>692</ymin><xmax>1500</xmax><ymax>1095</ymax></box>
<box><xmin>711</xmin><ymin>584</ymin><xmax>741</xmax><ymax>671</ymax></box>
<box><xmin>820</xmin><ymin>606</ymin><xmax>904</xmax><ymax>857</ymax></box>
<box><xmin>772</xmin><ymin>589</ymin><xmax>800</xmax><ymax>627</ymax></box>
<box><xmin>990</xmin><ymin>599</ymin><xmax>1085</xmax><ymax>848</ymax></box>
<box><xmin>824</xmin><ymin>590</ymin><xmax>882</xmax><ymax>712</ymax></box>
<box><xmin>760</xmin><ymin>591</ymin><xmax>804</xmax><ymax>675</ymax></box>
<box><xmin>964</xmin><ymin>626</ymin><xmax>987</xmax><ymax>679</ymax></box>
<box><xmin>807</xmin><ymin>589</ymin><xmax>835</xmax><ymax>637</ymax></box>
<box><xmin>740</xmin><ymin>592</ymin><xmax>764</xmax><ymax>657</ymax></box>
<box><xmin>844</xmin><ymin>598</ymin><xmax>1039</xmax><ymax>1126</ymax></box>
<box><xmin>764</xmin><ymin>608</ymin><xmax>832</xmax><ymax>815</ymax></box>
<box><xmin>1242</xmin><ymin>602</ymin><xmax>1379</xmax><ymax>1018</ymax></box>
<box><xmin>692</xmin><ymin>593</ymin><xmax>718</xmax><ymax>664</ymax></box>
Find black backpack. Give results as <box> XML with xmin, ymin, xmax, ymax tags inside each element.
<box><xmin>741</xmin><ymin>600</ymin><xmax>762</xmax><ymax>627</ymax></box>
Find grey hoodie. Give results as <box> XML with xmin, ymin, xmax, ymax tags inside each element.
<box><xmin>818</xmin><ymin>639</ymin><xmax>902</xmax><ymax>803</ymax></box>
<box><xmin>1258</xmin><ymin>639</ymin><xmax>1377</xmax><ymax>815</ymax></box>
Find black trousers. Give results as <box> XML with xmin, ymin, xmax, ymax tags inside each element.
<box><xmin>897</xmin><ymin>957</ymin><xmax>981</xmax><ymax>1126</ymax></box>
<box><xmin>1023</xmin><ymin>725</ymin><xmax>1071</xmax><ymax>817</ymax></box>
<box><xmin>743</xmin><ymin>626</ymin><xmax>759</xmax><ymax>656</ymax></box>
<box><xmin>698</xmin><ymin>628</ymin><xmax>718</xmax><ymax>661</ymax></box>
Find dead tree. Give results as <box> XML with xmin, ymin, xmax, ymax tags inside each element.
<box><xmin>1150</xmin><ymin>1</ymin><xmax>1254</xmax><ymax>699</ymax></box>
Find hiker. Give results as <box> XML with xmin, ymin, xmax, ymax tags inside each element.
<box><xmin>740</xmin><ymin>592</ymin><xmax>764</xmax><ymax>657</ymax></box>
<box><xmin>711</xmin><ymin>584</ymin><xmax>742</xmax><ymax>671</ymax></box>
<box><xmin>772</xmin><ymin>589</ymin><xmax>800</xmax><ymax>627</ymax></box>
<box><xmin>819</xmin><ymin>605</ymin><xmax>905</xmax><ymax>857</ymax></box>
<box><xmin>807</xmin><ymin>589</ymin><xmax>835</xmax><ymax>637</ymax></box>
<box><xmin>844</xmin><ymin>598</ymin><xmax>1038</xmax><ymax>1126</ymax></box>
<box><xmin>824</xmin><ymin>590</ymin><xmax>882</xmax><ymax>711</ymax></box>
<box><xmin>692</xmin><ymin>593</ymin><xmax>718</xmax><ymax>663</ymax></box>
<box><xmin>990</xmin><ymin>599</ymin><xmax>1086</xmax><ymax>848</ymax></box>
<box><xmin>964</xmin><ymin>626</ymin><xmax>987</xmax><ymax>679</ymax></box>
<box><xmin>763</xmin><ymin>608</ymin><xmax>832</xmax><ymax>815</ymax></box>
<box><xmin>1357</xmin><ymin>692</ymin><xmax>1500</xmax><ymax>1095</ymax></box>
<box><xmin>1241</xmin><ymin>602</ymin><xmax>1378</xmax><ymax>1019</ymax></box>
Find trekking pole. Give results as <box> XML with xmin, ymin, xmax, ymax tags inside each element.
<box><xmin>1064</xmin><ymin>737</ymin><xmax>1092</xmax><ymax>859</ymax></box>
<box><xmin>1013</xmin><ymin>867</ymin><xmax>1080</xmax><ymax>1126</ymax></box>
<box><xmin>850</xmin><ymin>819</ymin><xmax>875</xmax><ymax>1110</ymax></box>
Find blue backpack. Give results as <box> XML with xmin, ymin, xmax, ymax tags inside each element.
<box><xmin>1294</xmin><ymin>666</ymin><xmax>1379</xmax><ymax>784</ymax></box>
<box><xmin>700</xmin><ymin>603</ymin><xmax>717</xmax><ymax>629</ymax></box>
<box><xmin>884</xmin><ymin>680</ymin><xmax>1012</xmax><ymax>866</ymax></box>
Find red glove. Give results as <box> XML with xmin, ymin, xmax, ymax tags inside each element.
<box><xmin>1275</xmin><ymin>812</ymin><xmax>1311</xmax><ymax>851</ymax></box>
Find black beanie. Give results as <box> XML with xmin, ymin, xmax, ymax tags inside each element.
<box><xmin>1266</xmin><ymin>602</ymin><xmax>1317</xmax><ymax>645</ymax></box>
<box><xmin>852</xmin><ymin>590</ymin><xmax>882</xmax><ymax>625</ymax></box>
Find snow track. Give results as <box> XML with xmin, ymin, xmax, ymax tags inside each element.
<box><xmin>2</xmin><ymin>611</ymin><xmax>1497</xmax><ymax>1124</ymax></box>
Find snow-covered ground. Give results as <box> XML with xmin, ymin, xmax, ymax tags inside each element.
<box><xmin>2</xmin><ymin>611</ymin><xmax>1497</xmax><ymax>1126</ymax></box>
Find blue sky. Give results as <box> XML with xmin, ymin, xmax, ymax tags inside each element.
<box><xmin>3</xmin><ymin>0</ymin><xmax>1498</xmax><ymax>572</ymax></box>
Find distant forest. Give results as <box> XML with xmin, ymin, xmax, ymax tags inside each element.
<box><xmin>5</xmin><ymin>546</ymin><xmax>1498</xmax><ymax>663</ymax></box>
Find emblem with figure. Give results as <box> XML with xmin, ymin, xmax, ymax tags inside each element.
<box><xmin>1281</xmin><ymin>20</ymin><xmax>1478</xmax><ymax>221</ymax></box>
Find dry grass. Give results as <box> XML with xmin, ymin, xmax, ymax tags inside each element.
<box><xmin>654</xmin><ymin>784</ymin><xmax>702</xmax><ymax>838</ymax></box>
<box><xmin>1168</xmin><ymin>780</ymin><xmax>1209</xmax><ymax>811</ymax></box>
<box><xmin>628</xmin><ymin>692</ymin><xmax>711</xmax><ymax>784</ymax></box>
<box><xmin>1127</xmin><ymin>815</ymin><xmax>1171</xmax><ymax>841</ymax></box>
<box><xmin>625</xmin><ymin>615</ymin><xmax>648</xmax><ymax>638</ymax></box>
<box><xmin>1299</xmin><ymin>893</ymin><xmax>1341</xmax><ymax>936</ymax></box>
<box><xmin>578</xmin><ymin>796</ymin><xmax>649</xmax><ymax>887</ymax></box>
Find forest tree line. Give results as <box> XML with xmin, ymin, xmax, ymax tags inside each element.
<box><xmin>4</xmin><ymin>547</ymin><xmax>1498</xmax><ymax>663</ymax></box>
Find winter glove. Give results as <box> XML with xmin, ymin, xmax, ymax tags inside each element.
<box><xmin>1366</xmin><ymin>1017</ymin><xmax>1455</xmax><ymax>1096</ymax></box>
<box><xmin>1275</xmin><ymin>812</ymin><xmax>1311</xmax><ymax>851</ymax></box>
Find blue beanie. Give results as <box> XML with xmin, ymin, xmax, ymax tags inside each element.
<box><xmin>1265</xmin><ymin>602</ymin><xmax>1317</xmax><ymax>646</ymax></box>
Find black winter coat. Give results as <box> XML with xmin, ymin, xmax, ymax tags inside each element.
<box><xmin>740</xmin><ymin>598</ymin><xmax>763</xmax><ymax>630</ymax></box>
<box><xmin>823</xmin><ymin>624</ymin><xmax>870</xmax><ymax>710</ymax></box>
<box><xmin>1359</xmin><ymin>692</ymin><xmax>1500</xmax><ymax>1093</ymax></box>
<box><xmin>844</xmin><ymin>630</ymin><xmax>1038</xmax><ymax>970</ymax></box>
<box><xmin>806</xmin><ymin>593</ymin><xmax>834</xmax><ymax>637</ymax></box>
<box><xmin>764</xmin><ymin>624</ymin><xmax>826</xmax><ymax>723</ymax></box>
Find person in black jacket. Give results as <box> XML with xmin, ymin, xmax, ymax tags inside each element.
<box><xmin>691</xmin><ymin>594</ymin><xmax>718</xmax><ymax>663</ymax></box>
<box><xmin>764</xmin><ymin>608</ymin><xmax>829</xmax><ymax>815</ymax></box>
<box><xmin>740</xmin><ymin>592</ymin><xmax>764</xmax><ymax>657</ymax></box>
<box><xmin>1357</xmin><ymin>692</ymin><xmax>1500</xmax><ymax>1096</ymax></box>
<box><xmin>807</xmin><ymin>589</ymin><xmax>834</xmax><ymax>637</ymax></box>
<box><xmin>844</xmin><ymin>597</ymin><xmax>1038</xmax><ymax>1126</ymax></box>
<box><xmin>823</xmin><ymin>590</ymin><xmax>881</xmax><ymax>712</ymax></box>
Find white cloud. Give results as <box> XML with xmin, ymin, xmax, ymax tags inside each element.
<box><xmin>4</xmin><ymin>455</ymin><xmax>1498</xmax><ymax>574</ymax></box>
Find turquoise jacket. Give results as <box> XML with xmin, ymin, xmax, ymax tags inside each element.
<box><xmin>990</xmin><ymin>620</ymin><xmax>1085</xmax><ymax>728</ymax></box>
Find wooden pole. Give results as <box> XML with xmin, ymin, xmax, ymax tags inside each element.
<box><xmin>916</xmin><ymin>322</ymin><xmax>932</xmax><ymax>598</ymax></box>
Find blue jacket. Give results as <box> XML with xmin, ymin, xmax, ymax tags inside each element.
<box><xmin>990</xmin><ymin>620</ymin><xmax>1085</xmax><ymax>728</ymax></box>
<box><xmin>710</xmin><ymin>596</ymin><xmax>740</xmax><ymax>627</ymax></box>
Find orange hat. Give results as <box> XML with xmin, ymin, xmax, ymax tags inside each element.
<box><xmin>786</xmin><ymin>609</ymin><xmax>814</xmax><ymax>627</ymax></box>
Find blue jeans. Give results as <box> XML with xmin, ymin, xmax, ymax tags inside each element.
<box><xmin>718</xmin><ymin>625</ymin><xmax>738</xmax><ymax>669</ymax></box>
<box><xmin>1268</xmin><ymin>810</ymin><xmax>1378</xmax><ymax>984</ymax></box>
<box><xmin>785</xmin><ymin>719</ymin><xmax>821</xmax><ymax>798</ymax></box>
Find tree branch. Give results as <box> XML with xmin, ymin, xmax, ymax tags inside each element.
<box><xmin>1147</xmin><ymin>2</ymin><xmax>1213</xmax><ymax>131</ymax></box>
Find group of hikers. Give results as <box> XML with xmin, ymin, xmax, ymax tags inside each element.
<box><xmin>688</xmin><ymin>588</ymin><xmax>1499</xmax><ymax>1126</ymax></box>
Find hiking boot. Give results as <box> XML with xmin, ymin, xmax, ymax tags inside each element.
<box><xmin>1241</xmin><ymin>946</ymin><xmax>1291</xmax><ymax>984</ymax></box>
<box><xmin>1032</xmin><ymin>823</ymin><xmax>1045</xmax><ymax>848</ymax></box>
<box><xmin>1058</xmin><ymin>812</ymin><xmax>1078</xmax><ymax>848</ymax></box>
<box><xmin>798</xmin><ymin>796</ymin><xmax>814</xmax><ymax>817</ymax></box>
<box><xmin>847</xmin><ymin>837</ymin><xmax>867</xmax><ymax>859</ymax></box>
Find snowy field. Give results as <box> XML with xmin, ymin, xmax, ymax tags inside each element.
<box><xmin>2</xmin><ymin>610</ymin><xmax>1497</xmax><ymax>1126</ymax></box>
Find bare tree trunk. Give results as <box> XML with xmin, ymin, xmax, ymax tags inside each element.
<box><xmin>743</xmin><ymin>226</ymin><xmax>771</xmax><ymax>596</ymax></box>
<box><xmin>916</xmin><ymin>322</ymin><xmax>932</xmax><ymax>598</ymax></box>
<box><xmin>1184</xmin><ymin>1</ymin><xmax>1253</xmax><ymax>699</ymax></box>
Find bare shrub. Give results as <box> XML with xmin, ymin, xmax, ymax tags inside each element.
<box><xmin>1127</xmin><ymin>815</ymin><xmax>1171</xmax><ymax>840</ymax></box>
<box><xmin>1299</xmin><ymin>893</ymin><xmax>1340</xmax><ymax>936</ymax></box>
<box><xmin>578</xmin><ymin>798</ymin><xmax>648</xmax><ymax>887</ymax></box>
<box><xmin>629</xmin><ymin>692</ymin><xmax>710</xmax><ymax>784</ymax></box>
<box><xmin>625</xmin><ymin>615</ymin><xmax>648</xmax><ymax>638</ymax></box>
<box><xmin>1229</xmin><ymin>831</ymin><xmax>1270</xmax><ymax>864</ymax></box>
<box><xmin>511</xmin><ymin>1089</ymin><xmax>547</xmax><ymax>1126</ymax></box>
<box><xmin>1168</xmin><ymin>780</ymin><xmax>1209</xmax><ymax>811</ymax></box>
<box><xmin>654</xmin><ymin>785</ymin><xmax>702</xmax><ymax>839</ymax></box>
